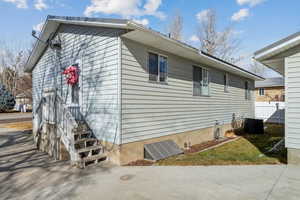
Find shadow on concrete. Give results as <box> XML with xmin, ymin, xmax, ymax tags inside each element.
<box><xmin>0</xmin><ymin>130</ymin><xmax>113</xmax><ymax>200</ymax></box>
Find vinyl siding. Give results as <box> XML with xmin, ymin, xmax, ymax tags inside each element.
<box><xmin>120</xmin><ymin>38</ymin><xmax>255</xmax><ymax>144</ymax></box>
<box><xmin>32</xmin><ymin>24</ymin><xmax>123</xmax><ymax>143</ymax></box>
<box><xmin>285</xmin><ymin>51</ymin><xmax>300</xmax><ymax>149</ymax></box>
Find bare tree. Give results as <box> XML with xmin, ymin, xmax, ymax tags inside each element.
<box><xmin>0</xmin><ymin>42</ymin><xmax>31</xmax><ymax>97</ymax></box>
<box><xmin>249</xmin><ymin>60</ymin><xmax>266</xmax><ymax>76</ymax></box>
<box><xmin>168</xmin><ymin>10</ymin><xmax>183</xmax><ymax>41</ymax></box>
<box><xmin>196</xmin><ymin>9</ymin><xmax>241</xmax><ymax>63</ymax></box>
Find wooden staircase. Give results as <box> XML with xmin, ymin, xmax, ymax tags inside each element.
<box><xmin>73</xmin><ymin>123</ymin><xmax>106</xmax><ymax>168</ymax></box>
<box><xmin>53</xmin><ymin>94</ymin><xmax>106</xmax><ymax>168</ymax></box>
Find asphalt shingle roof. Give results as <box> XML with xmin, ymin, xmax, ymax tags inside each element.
<box><xmin>255</xmin><ymin>77</ymin><xmax>284</xmax><ymax>88</ymax></box>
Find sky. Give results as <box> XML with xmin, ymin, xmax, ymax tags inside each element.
<box><xmin>0</xmin><ymin>0</ymin><xmax>299</xmax><ymax>77</ymax></box>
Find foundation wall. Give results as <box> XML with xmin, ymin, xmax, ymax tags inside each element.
<box><xmin>288</xmin><ymin>148</ymin><xmax>300</xmax><ymax>165</ymax></box>
<box><xmin>34</xmin><ymin>122</ymin><xmax>70</xmax><ymax>161</ymax></box>
<box><xmin>113</xmin><ymin>123</ymin><xmax>233</xmax><ymax>165</ymax></box>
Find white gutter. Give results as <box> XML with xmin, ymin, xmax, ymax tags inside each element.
<box><xmin>25</xmin><ymin>17</ymin><xmax>263</xmax><ymax>81</ymax></box>
<box><xmin>255</xmin><ymin>34</ymin><xmax>300</xmax><ymax>61</ymax></box>
<box><xmin>51</xmin><ymin>19</ymin><xmax>129</xmax><ymax>29</ymax></box>
<box><xmin>126</xmin><ymin>21</ymin><xmax>263</xmax><ymax>81</ymax></box>
<box><xmin>126</xmin><ymin>21</ymin><xmax>199</xmax><ymax>53</ymax></box>
<box><xmin>199</xmin><ymin>53</ymin><xmax>264</xmax><ymax>81</ymax></box>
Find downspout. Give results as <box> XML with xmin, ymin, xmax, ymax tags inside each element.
<box><xmin>117</xmin><ymin>36</ymin><xmax>122</xmax><ymax>147</ymax></box>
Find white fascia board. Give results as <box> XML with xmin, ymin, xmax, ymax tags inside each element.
<box><xmin>255</xmin><ymin>35</ymin><xmax>300</xmax><ymax>62</ymax></box>
<box><xmin>126</xmin><ymin>21</ymin><xmax>198</xmax><ymax>53</ymax></box>
<box><xmin>126</xmin><ymin>22</ymin><xmax>263</xmax><ymax>81</ymax></box>
<box><xmin>25</xmin><ymin>19</ymin><xmax>131</xmax><ymax>73</ymax></box>
<box><xmin>50</xmin><ymin>19</ymin><xmax>129</xmax><ymax>29</ymax></box>
<box><xmin>199</xmin><ymin>53</ymin><xmax>264</xmax><ymax>81</ymax></box>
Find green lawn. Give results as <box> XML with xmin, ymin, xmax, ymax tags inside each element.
<box><xmin>158</xmin><ymin>124</ymin><xmax>286</xmax><ymax>166</ymax></box>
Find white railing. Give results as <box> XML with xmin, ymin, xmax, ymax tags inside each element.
<box><xmin>55</xmin><ymin>94</ymin><xmax>79</xmax><ymax>163</ymax></box>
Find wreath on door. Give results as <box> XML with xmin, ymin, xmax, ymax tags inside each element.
<box><xmin>62</xmin><ymin>65</ymin><xmax>79</xmax><ymax>85</ymax></box>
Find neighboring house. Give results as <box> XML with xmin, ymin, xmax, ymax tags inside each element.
<box><xmin>255</xmin><ymin>77</ymin><xmax>285</xmax><ymax>102</ymax></box>
<box><xmin>15</xmin><ymin>92</ymin><xmax>32</xmax><ymax>111</ymax></box>
<box><xmin>25</xmin><ymin>16</ymin><xmax>263</xmax><ymax>166</ymax></box>
<box><xmin>254</xmin><ymin>31</ymin><xmax>300</xmax><ymax>165</ymax></box>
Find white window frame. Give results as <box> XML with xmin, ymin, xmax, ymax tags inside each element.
<box><xmin>245</xmin><ymin>81</ymin><xmax>251</xmax><ymax>100</ymax></box>
<box><xmin>259</xmin><ymin>88</ymin><xmax>265</xmax><ymax>96</ymax></box>
<box><xmin>224</xmin><ymin>73</ymin><xmax>229</xmax><ymax>93</ymax></box>
<box><xmin>193</xmin><ymin>66</ymin><xmax>210</xmax><ymax>96</ymax></box>
<box><xmin>147</xmin><ymin>51</ymin><xmax>168</xmax><ymax>83</ymax></box>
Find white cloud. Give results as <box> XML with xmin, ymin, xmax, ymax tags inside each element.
<box><xmin>33</xmin><ymin>22</ymin><xmax>44</xmax><ymax>32</ymax></box>
<box><xmin>1</xmin><ymin>0</ymin><xmax>27</xmax><ymax>8</ymax></box>
<box><xmin>189</xmin><ymin>35</ymin><xmax>200</xmax><ymax>42</ymax></box>
<box><xmin>196</xmin><ymin>9</ymin><xmax>211</xmax><ymax>22</ymax></box>
<box><xmin>231</xmin><ymin>8</ymin><xmax>250</xmax><ymax>21</ymax></box>
<box><xmin>34</xmin><ymin>0</ymin><xmax>47</xmax><ymax>10</ymax></box>
<box><xmin>236</xmin><ymin>0</ymin><xmax>265</xmax><ymax>7</ymax></box>
<box><xmin>132</xmin><ymin>18</ymin><xmax>149</xmax><ymax>26</ymax></box>
<box><xmin>84</xmin><ymin>0</ymin><xmax>165</xmax><ymax>19</ymax></box>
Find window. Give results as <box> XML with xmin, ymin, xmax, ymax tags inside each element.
<box><xmin>245</xmin><ymin>81</ymin><xmax>250</xmax><ymax>100</ymax></box>
<box><xmin>148</xmin><ymin>53</ymin><xmax>158</xmax><ymax>81</ymax></box>
<box><xmin>71</xmin><ymin>84</ymin><xmax>79</xmax><ymax>104</ymax></box>
<box><xmin>193</xmin><ymin>66</ymin><xmax>210</xmax><ymax>96</ymax></box>
<box><xmin>159</xmin><ymin>56</ymin><xmax>167</xmax><ymax>82</ymax></box>
<box><xmin>224</xmin><ymin>73</ymin><xmax>229</xmax><ymax>92</ymax></box>
<box><xmin>259</xmin><ymin>88</ymin><xmax>265</xmax><ymax>96</ymax></box>
<box><xmin>148</xmin><ymin>52</ymin><xmax>167</xmax><ymax>82</ymax></box>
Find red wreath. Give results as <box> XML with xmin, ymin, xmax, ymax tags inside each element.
<box><xmin>62</xmin><ymin>65</ymin><xmax>79</xmax><ymax>85</ymax></box>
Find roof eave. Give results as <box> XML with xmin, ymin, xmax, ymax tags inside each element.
<box><xmin>24</xmin><ymin>17</ymin><xmax>131</xmax><ymax>73</ymax></box>
<box><xmin>125</xmin><ymin>22</ymin><xmax>263</xmax><ymax>81</ymax></box>
<box><xmin>25</xmin><ymin>16</ymin><xmax>262</xmax><ymax>81</ymax></box>
<box><xmin>254</xmin><ymin>34</ymin><xmax>300</xmax><ymax>62</ymax></box>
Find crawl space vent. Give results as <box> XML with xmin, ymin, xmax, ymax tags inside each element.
<box><xmin>144</xmin><ymin>140</ymin><xmax>183</xmax><ymax>161</ymax></box>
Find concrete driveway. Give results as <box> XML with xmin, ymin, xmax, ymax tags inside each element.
<box><xmin>0</xmin><ymin>127</ymin><xmax>299</xmax><ymax>200</ymax></box>
<box><xmin>0</xmin><ymin>112</ymin><xmax>32</xmax><ymax>123</ymax></box>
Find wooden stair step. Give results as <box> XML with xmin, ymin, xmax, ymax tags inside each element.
<box><xmin>74</xmin><ymin>131</ymin><xmax>92</xmax><ymax>136</ymax></box>
<box><xmin>75</xmin><ymin>138</ymin><xmax>97</xmax><ymax>144</ymax></box>
<box><xmin>83</xmin><ymin>154</ymin><xmax>107</xmax><ymax>162</ymax></box>
<box><xmin>77</xmin><ymin>145</ymin><xmax>102</xmax><ymax>154</ymax></box>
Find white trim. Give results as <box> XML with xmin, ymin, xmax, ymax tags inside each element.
<box><xmin>255</xmin><ymin>35</ymin><xmax>300</xmax><ymax>61</ymax></box>
<box><xmin>147</xmin><ymin>51</ymin><xmax>168</xmax><ymax>83</ymax></box>
<box><xmin>224</xmin><ymin>73</ymin><xmax>229</xmax><ymax>93</ymax></box>
<box><xmin>127</xmin><ymin>22</ymin><xmax>262</xmax><ymax>81</ymax></box>
<box><xmin>192</xmin><ymin>65</ymin><xmax>210</xmax><ymax>97</ymax></box>
<box><xmin>49</xmin><ymin>19</ymin><xmax>129</xmax><ymax>29</ymax></box>
<box><xmin>26</xmin><ymin>18</ymin><xmax>263</xmax><ymax>81</ymax></box>
<box><xmin>199</xmin><ymin>52</ymin><xmax>263</xmax><ymax>81</ymax></box>
<box><xmin>245</xmin><ymin>80</ymin><xmax>251</xmax><ymax>100</ymax></box>
<box><xmin>258</xmin><ymin>88</ymin><xmax>265</xmax><ymax>96</ymax></box>
<box><xmin>117</xmin><ymin>37</ymin><xmax>122</xmax><ymax>145</ymax></box>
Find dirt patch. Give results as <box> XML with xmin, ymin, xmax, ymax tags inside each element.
<box><xmin>0</xmin><ymin>121</ymin><xmax>32</xmax><ymax>130</ymax></box>
<box><xmin>184</xmin><ymin>138</ymin><xmax>233</xmax><ymax>154</ymax></box>
<box><xmin>125</xmin><ymin>160</ymin><xmax>155</xmax><ymax>166</ymax></box>
<box><xmin>126</xmin><ymin>139</ymin><xmax>237</xmax><ymax>166</ymax></box>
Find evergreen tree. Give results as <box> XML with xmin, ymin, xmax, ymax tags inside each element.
<box><xmin>0</xmin><ymin>84</ymin><xmax>15</xmax><ymax>112</ymax></box>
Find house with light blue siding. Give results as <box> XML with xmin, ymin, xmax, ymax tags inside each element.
<box><xmin>254</xmin><ymin>31</ymin><xmax>300</xmax><ymax>165</ymax></box>
<box><xmin>25</xmin><ymin>16</ymin><xmax>263</xmax><ymax>166</ymax></box>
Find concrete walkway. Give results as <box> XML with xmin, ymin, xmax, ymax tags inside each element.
<box><xmin>0</xmin><ymin>113</ymin><xmax>32</xmax><ymax>123</ymax></box>
<box><xmin>0</xmin><ymin>128</ymin><xmax>299</xmax><ymax>200</ymax></box>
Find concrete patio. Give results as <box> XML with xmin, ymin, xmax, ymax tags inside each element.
<box><xmin>0</xmin><ymin>127</ymin><xmax>299</xmax><ymax>200</ymax></box>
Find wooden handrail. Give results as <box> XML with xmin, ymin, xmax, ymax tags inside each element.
<box><xmin>55</xmin><ymin>93</ymin><xmax>79</xmax><ymax>162</ymax></box>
